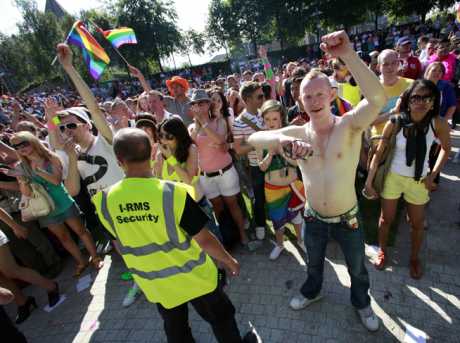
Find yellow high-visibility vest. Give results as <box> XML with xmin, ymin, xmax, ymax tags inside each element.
<box><xmin>93</xmin><ymin>178</ymin><xmax>217</xmax><ymax>309</ymax></box>
<box><xmin>338</xmin><ymin>82</ymin><xmax>361</xmax><ymax>108</ymax></box>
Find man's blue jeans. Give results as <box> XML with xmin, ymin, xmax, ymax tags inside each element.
<box><xmin>300</xmin><ymin>216</ymin><xmax>371</xmax><ymax>309</ymax></box>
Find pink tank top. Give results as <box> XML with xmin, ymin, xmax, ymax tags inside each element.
<box><xmin>196</xmin><ymin>119</ymin><xmax>232</xmax><ymax>173</ymax></box>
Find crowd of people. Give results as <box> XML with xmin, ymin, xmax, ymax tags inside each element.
<box><xmin>0</xmin><ymin>16</ymin><xmax>458</xmax><ymax>343</ymax></box>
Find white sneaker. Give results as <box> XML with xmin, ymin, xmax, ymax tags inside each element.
<box><xmin>269</xmin><ymin>245</ymin><xmax>284</xmax><ymax>260</ymax></box>
<box><xmin>357</xmin><ymin>306</ymin><xmax>380</xmax><ymax>332</ymax></box>
<box><xmin>255</xmin><ymin>226</ymin><xmax>265</xmax><ymax>240</ymax></box>
<box><xmin>289</xmin><ymin>294</ymin><xmax>322</xmax><ymax>310</ymax></box>
<box><xmin>297</xmin><ymin>240</ymin><xmax>307</xmax><ymax>253</ymax></box>
<box><xmin>122</xmin><ymin>283</ymin><xmax>141</xmax><ymax>307</ymax></box>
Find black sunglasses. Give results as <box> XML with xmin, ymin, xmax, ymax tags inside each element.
<box><xmin>158</xmin><ymin>132</ymin><xmax>175</xmax><ymax>140</ymax></box>
<box><xmin>11</xmin><ymin>141</ymin><xmax>30</xmax><ymax>150</ymax></box>
<box><xmin>58</xmin><ymin>123</ymin><xmax>81</xmax><ymax>132</ymax></box>
<box><xmin>409</xmin><ymin>95</ymin><xmax>433</xmax><ymax>104</ymax></box>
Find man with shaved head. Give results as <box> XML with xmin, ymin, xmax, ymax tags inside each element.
<box><xmin>249</xmin><ymin>30</ymin><xmax>386</xmax><ymax>331</ymax></box>
<box><xmin>371</xmin><ymin>49</ymin><xmax>413</xmax><ymax>136</ymax></box>
<box><xmin>93</xmin><ymin>128</ymin><xmax>260</xmax><ymax>343</ymax></box>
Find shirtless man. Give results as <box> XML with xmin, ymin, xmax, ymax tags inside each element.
<box><xmin>248</xmin><ymin>30</ymin><xmax>386</xmax><ymax>331</ymax></box>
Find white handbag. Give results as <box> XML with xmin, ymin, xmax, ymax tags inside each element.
<box><xmin>19</xmin><ymin>183</ymin><xmax>56</xmax><ymax>222</ymax></box>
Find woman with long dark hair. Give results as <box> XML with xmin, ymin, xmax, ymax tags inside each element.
<box><xmin>365</xmin><ymin>79</ymin><xmax>451</xmax><ymax>279</ymax></box>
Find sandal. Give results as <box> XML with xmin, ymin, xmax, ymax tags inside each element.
<box><xmin>410</xmin><ymin>259</ymin><xmax>423</xmax><ymax>279</ymax></box>
<box><xmin>73</xmin><ymin>262</ymin><xmax>89</xmax><ymax>278</ymax></box>
<box><xmin>91</xmin><ymin>256</ymin><xmax>104</xmax><ymax>270</ymax></box>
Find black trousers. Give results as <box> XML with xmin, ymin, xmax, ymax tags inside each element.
<box><xmin>156</xmin><ymin>287</ymin><xmax>242</xmax><ymax>343</ymax></box>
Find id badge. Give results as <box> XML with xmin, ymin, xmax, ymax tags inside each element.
<box><xmin>346</xmin><ymin>217</ymin><xmax>359</xmax><ymax>230</ymax></box>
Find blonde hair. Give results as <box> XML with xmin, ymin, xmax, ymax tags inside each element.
<box><xmin>301</xmin><ymin>69</ymin><xmax>331</xmax><ymax>88</ymax></box>
<box><xmin>260</xmin><ymin>100</ymin><xmax>287</xmax><ymax>127</ymax></box>
<box><xmin>10</xmin><ymin>131</ymin><xmax>57</xmax><ymax>168</ymax></box>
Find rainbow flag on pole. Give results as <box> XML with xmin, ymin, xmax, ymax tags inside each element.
<box><xmin>102</xmin><ymin>27</ymin><xmax>137</xmax><ymax>49</ymax></box>
<box><xmin>67</xmin><ymin>21</ymin><xmax>110</xmax><ymax>80</ymax></box>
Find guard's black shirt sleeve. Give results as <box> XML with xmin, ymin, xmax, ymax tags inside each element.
<box><xmin>179</xmin><ymin>194</ymin><xmax>210</xmax><ymax>236</ymax></box>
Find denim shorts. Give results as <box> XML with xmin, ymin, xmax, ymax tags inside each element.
<box><xmin>39</xmin><ymin>203</ymin><xmax>81</xmax><ymax>228</ymax></box>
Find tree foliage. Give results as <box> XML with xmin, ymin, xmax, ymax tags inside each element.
<box><xmin>180</xmin><ymin>29</ymin><xmax>206</xmax><ymax>65</ymax></box>
<box><xmin>111</xmin><ymin>0</ymin><xmax>181</xmax><ymax>72</ymax></box>
<box><xmin>385</xmin><ymin>0</ymin><xmax>455</xmax><ymax>22</ymax></box>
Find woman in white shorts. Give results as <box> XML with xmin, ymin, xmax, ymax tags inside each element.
<box><xmin>189</xmin><ymin>89</ymin><xmax>248</xmax><ymax>245</ymax></box>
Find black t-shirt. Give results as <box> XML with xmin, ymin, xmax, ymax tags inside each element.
<box><xmin>105</xmin><ymin>193</ymin><xmax>209</xmax><ymax>240</ymax></box>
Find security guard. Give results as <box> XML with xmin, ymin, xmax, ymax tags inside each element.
<box><xmin>93</xmin><ymin>128</ymin><xmax>259</xmax><ymax>343</ymax></box>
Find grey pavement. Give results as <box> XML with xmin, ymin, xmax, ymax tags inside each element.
<box><xmin>4</xmin><ymin>131</ymin><xmax>460</xmax><ymax>343</ymax></box>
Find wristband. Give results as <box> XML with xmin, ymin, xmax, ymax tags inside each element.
<box><xmin>166</xmin><ymin>156</ymin><xmax>178</xmax><ymax>166</ymax></box>
<box><xmin>202</xmin><ymin>122</ymin><xmax>209</xmax><ymax>129</ymax></box>
<box><xmin>47</xmin><ymin>122</ymin><xmax>57</xmax><ymax>131</ymax></box>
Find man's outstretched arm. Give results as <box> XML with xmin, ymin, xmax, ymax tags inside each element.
<box><xmin>322</xmin><ymin>31</ymin><xmax>386</xmax><ymax>130</ymax></box>
<box><xmin>57</xmin><ymin>44</ymin><xmax>114</xmax><ymax>143</ymax></box>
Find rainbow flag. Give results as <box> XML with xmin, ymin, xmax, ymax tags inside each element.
<box><xmin>102</xmin><ymin>27</ymin><xmax>137</xmax><ymax>49</ymax></box>
<box><xmin>67</xmin><ymin>21</ymin><xmax>110</xmax><ymax>80</ymax></box>
<box><xmin>456</xmin><ymin>3</ymin><xmax>460</xmax><ymax>25</ymax></box>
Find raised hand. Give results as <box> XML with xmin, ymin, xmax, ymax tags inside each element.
<box><xmin>56</xmin><ymin>43</ymin><xmax>73</xmax><ymax>68</ymax></box>
<box><xmin>127</xmin><ymin>64</ymin><xmax>142</xmax><ymax>78</ymax></box>
<box><xmin>258</xmin><ymin>46</ymin><xmax>268</xmax><ymax>59</ymax></box>
<box><xmin>44</xmin><ymin>97</ymin><xmax>63</xmax><ymax>122</ymax></box>
<box><xmin>320</xmin><ymin>30</ymin><xmax>353</xmax><ymax>58</ymax></box>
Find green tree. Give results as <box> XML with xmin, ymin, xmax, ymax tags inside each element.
<box><xmin>206</xmin><ymin>0</ymin><xmax>236</xmax><ymax>57</ymax></box>
<box><xmin>14</xmin><ymin>0</ymin><xmax>68</xmax><ymax>82</ymax></box>
<box><xmin>181</xmin><ymin>29</ymin><xmax>206</xmax><ymax>66</ymax></box>
<box><xmin>110</xmin><ymin>0</ymin><xmax>182</xmax><ymax>73</ymax></box>
<box><xmin>386</xmin><ymin>0</ymin><xmax>455</xmax><ymax>23</ymax></box>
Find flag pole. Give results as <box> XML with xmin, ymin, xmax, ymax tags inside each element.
<box><xmin>51</xmin><ymin>22</ymin><xmax>76</xmax><ymax>66</ymax></box>
<box><xmin>88</xmin><ymin>19</ymin><xmax>131</xmax><ymax>66</ymax></box>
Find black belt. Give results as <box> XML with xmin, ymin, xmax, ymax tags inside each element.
<box><xmin>201</xmin><ymin>163</ymin><xmax>233</xmax><ymax>178</ymax></box>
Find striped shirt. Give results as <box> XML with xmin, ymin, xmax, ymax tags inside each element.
<box><xmin>232</xmin><ymin>111</ymin><xmax>264</xmax><ymax>166</ymax></box>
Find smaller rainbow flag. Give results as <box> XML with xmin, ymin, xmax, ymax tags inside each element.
<box><xmin>102</xmin><ymin>27</ymin><xmax>137</xmax><ymax>49</ymax></box>
<box><xmin>68</xmin><ymin>21</ymin><xmax>110</xmax><ymax>80</ymax></box>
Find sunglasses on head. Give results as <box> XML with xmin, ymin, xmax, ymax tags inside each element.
<box><xmin>159</xmin><ymin>131</ymin><xmax>175</xmax><ymax>140</ymax></box>
<box><xmin>58</xmin><ymin>123</ymin><xmax>81</xmax><ymax>132</ymax></box>
<box><xmin>11</xmin><ymin>141</ymin><xmax>30</xmax><ymax>150</ymax></box>
<box><xmin>409</xmin><ymin>95</ymin><xmax>433</xmax><ymax>104</ymax></box>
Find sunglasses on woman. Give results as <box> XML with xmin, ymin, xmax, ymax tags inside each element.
<box><xmin>58</xmin><ymin>123</ymin><xmax>82</xmax><ymax>132</ymax></box>
<box><xmin>409</xmin><ymin>95</ymin><xmax>433</xmax><ymax>104</ymax></box>
<box><xmin>158</xmin><ymin>132</ymin><xmax>175</xmax><ymax>140</ymax></box>
<box><xmin>11</xmin><ymin>141</ymin><xmax>30</xmax><ymax>150</ymax></box>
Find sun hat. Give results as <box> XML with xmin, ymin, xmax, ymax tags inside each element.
<box><xmin>189</xmin><ymin>89</ymin><xmax>210</xmax><ymax>104</ymax></box>
<box><xmin>166</xmin><ymin>76</ymin><xmax>189</xmax><ymax>96</ymax></box>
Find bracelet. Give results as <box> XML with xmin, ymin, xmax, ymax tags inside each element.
<box><xmin>202</xmin><ymin>122</ymin><xmax>209</xmax><ymax>129</ymax></box>
<box><xmin>166</xmin><ymin>156</ymin><xmax>178</xmax><ymax>167</ymax></box>
<box><xmin>229</xmin><ymin>142</ymin><xmax>234</xmax><ymax>150</ymax></box>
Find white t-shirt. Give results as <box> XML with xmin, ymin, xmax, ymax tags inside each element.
<box><xmin>59</xmin><ymin>134</ymin><xmax>125</xmax><ymax>197</ymax></box>
<box><xmin>79</xmin><ymin>135</ymin><xmax>125</xmax><ymax>197</ymax></box>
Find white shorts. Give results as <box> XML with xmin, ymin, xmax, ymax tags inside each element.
<box><xmin>0</xmin><ymin>229</ymin><xmax>9</xmax><ymax>247</ymax></box>
<box><xmin>199</xmin><ymin>165</ymin><xmax>241</xmax><ymax>199</ymax></box>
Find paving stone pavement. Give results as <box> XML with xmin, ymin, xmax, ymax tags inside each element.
<box><xmin>4</xmin><ymin>131</ymin><xmax>460</xmax><ymax>343</ymax></box>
